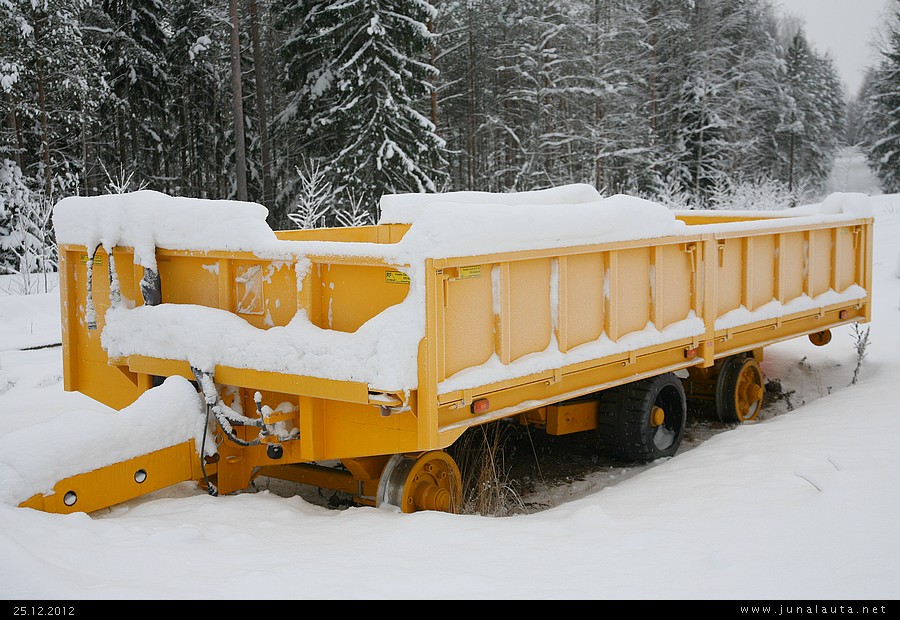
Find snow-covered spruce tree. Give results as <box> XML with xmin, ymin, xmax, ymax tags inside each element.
<box><xmin>247</xmin><ymin>0</ymin><xmax>276</xmax><ymax>214</ymax></box>
<box><xmin>667</xmin><ymin>0</ymin><xmax>740</xmax><ymax>205</ymax></box>
<box><xmin>165</xmin><ymin>0</ymin><xmax>230</xmax><ymax>200</ymax></box>
<box><xmin>430</xmin><ymin>0</ymin><xmax>507</xmax><ymax>191</ymax></box>
<box><xmin>275</xmin><ymin>0</ymin><xmax>449</xmax><ymax>219</ymax></box>
<box><xmin>658</xmin><ymin>0</ymin><xmax>799</xmax><ymax>207</ymax></box>
<box><xmin>1</xmin><ymin>0</ymin><xmax>106</xmax><ymax>199</ymax></box>
<box><xmin>701</xmin><ymin>0</ymin><xmax>793</xmax><ymax>202</ymax></box>
<box><xmin>4</xmin><ymin>192</ymin><xmax>56</xmax><ymax>294</ymax></box>
<box><xmin>482</xmin><ymin>0</ymin><xmax>571</xmax><ymax>191</ymax></box>
<box><xmin>0</xmin><ymin>159</ymin><xmax>31</xmax><ymax>275</ymax></box>
<box><xmin>86</xmin><ymin>0</ymin><xmax>171</xmax><ymax>193</ymax></box>
<box><xmin>631</xmin><ymin>0</ymin><xmax>698</xmax><ymax>201</ymax></box>
<box><xmin>580</xmin><ymin>0</ymin><xmax>672</xmax><ymax>195</ymax></box>
<box><xmin>859</xmin><ymin>0</ymin><xmax>900</xmax><ymax>193</ymax></box>
<box><xmin>435</xmin><ymin>0</ymin><xmax>594</xmax><ymax>193</ymax></box>
<box><xmin>0</xmin><ymin>159</ymin><xmax>56</xmax><ymax>292</ymax></box>
<box><xmin>776</xmin><ymin>29</ymin><xmax>845</xmax><ymax>199</ymax></box>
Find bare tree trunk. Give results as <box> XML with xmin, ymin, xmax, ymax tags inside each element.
<box><xmin>230</xmin><ymin>0</ymin><xmax>248</xmax><ymax>202</ymax></box>
<box><xmin>429</xmin><ymin>17</ymin><xmax>438</xmax><ymax>127</ymax></box>
<box><xmin>33</xmin><ymin>15</ymin><xmax>53</xmax><ymax>198</ymax></box>
<box><xmin>593</xmin><ymin>0</ymin><xmax>603</xmax><ymax>190</ymax></box>
<box><xmin>36</xmin><ymin>73</ymin><xmax>52</xmax><ymax>197</ymax></box>
<box><xmin>5</xmin><ymin>92</ymin><xmax>23</xmax><ymax>170</ymax></box>
<box><xmin>248</xmin><ymin>0</ymin><xmax>273</xmax><ymax>216</ymax></box>
<box><xmin>116</xmin><ymin>106</ymin><xmax>127</xmax><ymax>176</ymax></box>
<box><xmin>81</xmin><ymin>114</ymin><xmax>88</xmax><ymax>196</ymax></box>
<box><xmin>129</xmin><ymin>115</ymin><xmax>139</xmax><ymax>176</ymax></box>
<box><xmin>215</xmin><ymin>99</ymin><xmax>225</xmax><ymax>198</ymax></box>
<box><xmin>164</xmin><ymin>146</ymin><xmax>171</xmax><ymax>194</ymax></box>
<box><xmin>466</xmin><ymin>25</ymin><xmax>476</xmax><ymax>189</ymax></box>
<box><xmin>788</xmin><ymin>131</ymin><xmax>795</xmax><ymax>193</ymax></box>
<box><xmin>650</xmin><ymin>2</ymin><xmax>659</xmax><ymax>136</ymax></box>
<box><xmin>180</xmin><ymin>96</ymin><xmax>190</xmax><ymax>195</ymax></box>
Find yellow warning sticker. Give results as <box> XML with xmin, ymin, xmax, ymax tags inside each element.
<box><xmin>385</xmin><ymin>270</ymin><xmax>410</xmax><ymax>285</ymax></box>
<box><xmin>459</xmin><ymin>265</ymin><xmax>482</xmax><ymax>279</ymax></box>
<box><xmin>80</xmin><ymin>254</ymin><xmax>102</xmax><ymax>266</ymax></box>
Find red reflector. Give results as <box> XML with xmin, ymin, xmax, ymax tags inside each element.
<box><xmin>839</xmin><ymin>309</ymin><xmax>849</xmax><ymax>320</ymax></box>
<box><xmin>471</xmin><ymin>398</ymin><xmax>490</xmax><ymax>414</ymax></box>
<box><xmin>685</xmin><ymin>347</ymin><xmax>698</xmax><ymax>359</ymax></box>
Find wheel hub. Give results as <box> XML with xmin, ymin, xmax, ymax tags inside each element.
<box><xmin>650</xmin><ymin>406</ymin><xmax>666</xmax><ymax>427</ymax></box>
<box><xmin>377</xmin><ymin>452</ymin><xmax>462</xmax><ymax>514</ymax></box>
<box><xmin>735</xmin><ymin>362</ymin><xmax>764</xmax><ymax>421</ymax></box>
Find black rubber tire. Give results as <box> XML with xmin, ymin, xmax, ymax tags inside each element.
<box><xmin>596</xmin><ymin>373</ymin><xmax>687</xmax><ymax>462</ymax></box>
<box><xmin>715</xmin><ymin>355</ymin><xmax>764</xmax><ymax>425</ymax></box>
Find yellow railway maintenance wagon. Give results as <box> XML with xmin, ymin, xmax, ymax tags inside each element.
<box><xmin>23</xmin><ymin>185</ymin><xmax>873</xmax><ymax>515</ymax></box>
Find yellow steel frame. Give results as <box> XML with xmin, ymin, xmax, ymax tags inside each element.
<box><xmin>20</xmin><ymin>441</ymin><xmax>201</xmax><ymax>514</ymax></box>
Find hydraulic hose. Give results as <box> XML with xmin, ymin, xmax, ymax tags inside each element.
<box><xmin>84</xmin><ymin>245</ymin><xmax>98</xmax><ymax>330</ymax></box>
<box><xmin>191</xmin><ymin>367</ymin><xmax>263</xmax><ymax>448</ymax></box>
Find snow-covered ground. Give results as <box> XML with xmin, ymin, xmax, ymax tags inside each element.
<box><xmin>0</xmin><ymin>191</ymin><xmax>898</xmax><ymax>600</ymax></box>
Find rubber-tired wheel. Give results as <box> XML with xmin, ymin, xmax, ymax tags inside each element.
<box><xmin>716</xmin><ymin>355</ymin><xmax>765</xmax><ymax>424</ymax></box>
<box><xmin>376</xmin><ymin>451</ymin><xmax>462</xmax><ymax>514</ymax></box>
<box><xmin>596</xmin><ymin>373</ymin><xmax>687</xmax><ymax>461</ymax></box>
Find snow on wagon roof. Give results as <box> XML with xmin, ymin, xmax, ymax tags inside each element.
<box><xmin>52</xmin><ymin>191</ymin><xmax>278</xmax><ymax>270</ymax></box>
<box><xmin>52</xmin><ymin>186</ymin><xmax>692</xmax><ymax>266</ymax></box>
<box><xmin>52</xmin><ymin>186</ymin><xmax>874</xmax><ymax>266</ymax></box>
<box><xmin>50</xmin><ymin>186</ymin><xmax>695</xmax><ymax>392</ymax></box>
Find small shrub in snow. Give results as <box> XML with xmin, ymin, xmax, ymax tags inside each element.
<box><xmin>850</xmin><ymin>324</ymin><xmax>871</xmax><ymax>386</ymax></box>
<box><xmin>648</xmin><ymin>173</ymin><xmax>694</xmax><ymax>210</ymax></box>
<box><xmin>287</xmin><ymin>161</ymin><xmax>333</xmax><ymax>230</ymax></box>
<box><xmin>708</xmin><ymin>176</ymin><xmax>810</xmax><ymax>211</ymax></box>
<box><xmin>100</xmin><ymin>162</ymin><xmax>147</xmax><ymax>194</ymax></box>
<box><xmin>334</xmin><ymin>192</ymin><xmax>373</xmax><ymax>228</ymax></box>
<box><xmin>450</xmin><ymin>421</ymin><xmax>526</xmax><ymax>517</ymax></box>
<box><xmin>0</xmin><ymin>166</ymin><xmax>57</xmax><ymax>294</ymax></box>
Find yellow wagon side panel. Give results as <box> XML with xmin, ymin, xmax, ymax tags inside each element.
<box><xmin>808</xmin><ymin>228</ymin><xmax>834</xmax><ymax>298</ymax></box>
<box><xmin>608</xmin><ymin>248</ymin><xmax>651</xmax><ymax>339</ymax></box>
<box><xmin>745</xmin><ymin>235</ymin><xmax>776</xmax><ymax>311</ymax></box>
<box><xmin>561</xmin><ymin>252</ymin><xmax>604</xmax><ymax>351</ymax></box>
<box><xmin>320</xmin><ymin>264</ymin><xmax>410</xmax><ymax>332</ymax></box>
<box><xmin>442</xmin><ymin>265</ymin><xmax>494</xmax><ymax>379</ymax></box>
<box><xmin>779</xmin><ymin>232</ymin><xmax>806</xmax><ymax>302</ymax></box>
<box><xmin>834</xmin><ymin>226</ymin><xmax>858</xmax><ymax>293</ymax></box>
<box><xmin>157</xmin><ymin>255</ymin><xmax>220</xmax><ymax>307</ymax></box>
<box><xmin>655</xmin><ymin>244</ymin><xmax>694</xmax><ymax>330</ymax></box>
<box><xmin>716</xmin><ymin>238</ymin><xmax>743</xmax><ymax>315</ymax></box>
<box><xmin>500</xmin><ymin>258</ymin><xmax>552</xmax><ymax>363</ymax></box>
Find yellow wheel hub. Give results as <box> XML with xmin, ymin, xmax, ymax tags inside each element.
<box><xmin>378</xmin><ymin>451</ymin><xmax>462</xmax><ymax>514</ymax></box>
<box><xmin>809</xmin><ymin>330</ymin><xmax>832</xmax><ymax>346</ymax></box>
<box><xmin>734</xmin><ymin>360</ymin><xmax>764</xmax><ymax>422</ymax></box>
<box><xmin>650</xmin><ymin>406</ymin><xmax>666</xmax><ymax>427</ymax></box>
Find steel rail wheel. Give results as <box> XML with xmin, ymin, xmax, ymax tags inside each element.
<box><xmin>809</xmin><ymin>330</ymin><xmax>832</xmax><ymax>346</ymax></box>
<box><xmin>376</xmin><ymin>451</ymin><xmax>462</xmax><ymax>514</ymax></box>
<box><xmin>716</xmin><ymin>355</ymin><xmax>765</xmax><ymax>424</ymax></box>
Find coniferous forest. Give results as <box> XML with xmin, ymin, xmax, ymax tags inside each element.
<box><xmin>1</xmin><ymin>0</ymin><xmax>899</xmax><ymax>280</ymax></box>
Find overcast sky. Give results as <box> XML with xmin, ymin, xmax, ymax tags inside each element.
<box><xmin>774</xmin><ymin>0</ymin><xmax>892</xmax><ymax>97</ymax></box>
